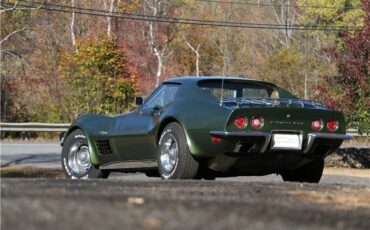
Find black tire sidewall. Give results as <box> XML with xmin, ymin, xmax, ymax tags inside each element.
<box><xmin>157</xmin><ymin>123</ymin><xmax>199</xmax><ymax>179</ymax></box>
<box><xmin>62</xmin><ymin>129</ymin><xmax>94</xmax><ymax>179</ymax></box>
<box><xmin>158</xmin><ymin>125</ymin><xmax>180</xmax><ymax>179</ymax></box>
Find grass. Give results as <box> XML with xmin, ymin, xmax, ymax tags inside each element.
<box><xmin>0</xmin><ymin>165</ymin><xmax>64</xmax><ymax>179</ymax></box>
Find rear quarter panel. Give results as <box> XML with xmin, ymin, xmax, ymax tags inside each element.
<box><xmin>168</xmin><ymin>96</ymin><xmax>234</xmax><ymax>157</ymax></box>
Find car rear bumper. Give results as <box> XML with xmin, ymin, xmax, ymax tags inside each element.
<box><xmin>209</xmin><ymin>131</ymin><xmax>351</xmax><ymax>155</ymax></box>
<box><xmin>303</xmin><ymin>133</ymin><xmax>351</xmax><ymax>153</ymax></box>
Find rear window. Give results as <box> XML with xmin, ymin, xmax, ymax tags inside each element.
<box><xmin>198</xmin><ymin>80</ymin><xmax>279</xmax><ymax>99</ymax></box>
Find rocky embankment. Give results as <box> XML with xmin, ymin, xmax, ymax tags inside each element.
<box><xmin>326</xmin><ymin>148</ymin><xmax>370</xmax><ymax>168</ymax></box>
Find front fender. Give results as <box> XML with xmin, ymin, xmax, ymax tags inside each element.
<box><xmin>63</xmin><ymin>114</ymin><xmax>116</xmax><ymax>165</ymax></box>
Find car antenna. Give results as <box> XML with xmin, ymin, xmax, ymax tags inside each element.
<box><xmin>220</xmin><ymin>76</ymin><xmax>225</xmax><ymax>107</ymax></box>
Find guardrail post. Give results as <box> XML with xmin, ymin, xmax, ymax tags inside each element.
<box><xmin>21</xmin><ymin>131</ymin><xmax>30</xmax><ymax>141</ymax></box>
<box><xmin>60</xmin><ymin>132</ymin><xmax>66</xmax><ymax>142</ymax></box>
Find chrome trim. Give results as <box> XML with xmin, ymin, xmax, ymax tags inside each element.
<box><xmin>210</xmin><ymin>131</ymin><xmax>271</xmax><ymax>138</ymax></box>
<box><xmin>68</xmin><ymin>143</ymin><xmax>91</xmax><ymax>175</ymax></box>
<box><xmin>99</xmin><ymin>160</ymin><xmax>158</xmax><ymax>170</ymax></box>
<box><xmin>261</xmin><ymin>134</ymin><xmax>271</xmax><ymax>153</ymax></box>
<box><xmin>209</xmin><ymin>131</ymin><xmax>271</xmax><ymax>153</ymax></box>
<box><xmin>159</xmin><ymin>133</ymin><xmax>178</xmax><ymax>175</ymax></box>
<box><xmin>221</xmin><ymin>97</ymin><xmax>328</xmax><ymax>109</ymax></box>
<box><xmin>303</xmin><ymin>133</ymin><xmax>352</xmax><ymax>153</ymax></box>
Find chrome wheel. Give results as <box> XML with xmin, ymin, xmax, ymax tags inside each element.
<box><xmin>67</xmin><ymin>143</ymin><xmax>91</xmax><ymax>175</ymax></box>
<box><xmin>159</xmin><ymin>134</ymin><xmax>178</xmax><ymax>175</ymax></box>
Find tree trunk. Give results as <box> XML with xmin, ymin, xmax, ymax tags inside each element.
<box><xmin>70</xmin><ymin>0</ymin><xmax>76</xmax><ymax>49</ymax></box>
<box><xmin>183</xmin><ymin>36</ymin><xmax>201</xmax><ymax>77</ymax></box>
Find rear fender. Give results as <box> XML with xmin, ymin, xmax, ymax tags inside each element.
<box><xmin>167</xmin><ymin>98</ymin><xmax>233</xmax><ymax>157</ymax></box>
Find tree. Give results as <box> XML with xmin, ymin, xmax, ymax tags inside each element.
<box><xmin>258</xmin><ymin>44</ymin><xmax>325</xmax><ymax>98</ymax></box>
<box><xmin>268</xmin><ymin>0</ymin><xmax>300</xmax><ymax>46</ymax></box>
<box><xmin>315</xmin><ymin>0</ymin><xmax>370</xmax><ymax>134</ymax></box>
<box><xmin>298</xmin><ymin>0</ymin><xmax>364</xmax><ymax>28</ymax></box>
<box><xmin>143</xmin><ymin>0</ymin><xmax>183</xmax><ymax>87</ymax></box>
<box><xmin>59</xmin><ymin>38</ymin><xmax>137</xmax><ymax>121</ymax></box>
<box><xmin>1</xmin><ymin>1</ymin><xmax>38</xmax><ymax>121</ymax></box>
<box><xmin>103</xmin><ymin>0</ymin><xmax>122</xmax><ymax>38</ymax></box>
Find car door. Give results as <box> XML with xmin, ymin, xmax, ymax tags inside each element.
<box><xmin>114</xmin><ymin>84</ymin><xmax>180</xmax><ymax>161</ymax></box>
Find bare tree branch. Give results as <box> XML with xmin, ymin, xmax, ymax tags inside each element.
<box><xmin>0</xmin><ymin>27</ymin><xmax>26</xmax><ymax>45</ymax></box>
<box><xmin>1</xmin><ymin>49</ymin><xmax>32</xmax><ymax>67</ymax></box>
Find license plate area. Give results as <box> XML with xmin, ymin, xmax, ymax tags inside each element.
<box><xmin>271</xmin><ymin>132</ymin><xmax>303</xmax><ymax>150</ymax></box>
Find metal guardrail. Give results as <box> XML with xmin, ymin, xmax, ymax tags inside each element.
<box><xmin>346</xmin><ymin>128</ymin><xmax>363</xmax><ymax>137</ymax></box>
<box><xmin>0</xmin><ymin>123</ymin><xmax>367</xmax><ymax>137</ymax></box>
<box><xmin>0</xmin><ymin>123</ymin><xmax>70</xmax><ymax>132</ymax></box>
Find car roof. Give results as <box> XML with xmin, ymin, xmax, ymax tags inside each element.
<box><xmin>163</xmin><ymin>76</ymin><xmax>273</xmax><ymax>85</ymax></box>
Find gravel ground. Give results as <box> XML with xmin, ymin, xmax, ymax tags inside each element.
<box><xmin>1</xmin><ymin>177</ymin><xmax>370</xmax><ymax>230</ymax></box>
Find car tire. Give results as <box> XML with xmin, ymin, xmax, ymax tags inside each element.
<box><xmin>158</xmin><ymin>122</ymin><xmax>199</xmax><ymax>179</ymax></box>
<box><xmin>281</xmin><ymin>159</ymin><xmax>324</xmax><ymax>183</ymax></box>
<box><xmin>61</xmin><ymin>129</ymin><xmax>109</xmax><ymax>179</ymax></box>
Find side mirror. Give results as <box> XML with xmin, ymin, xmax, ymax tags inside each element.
<box><xmin>135</xmin><ymin>97</ymin><xmax>143</xmax><ymax>106</ymax></box>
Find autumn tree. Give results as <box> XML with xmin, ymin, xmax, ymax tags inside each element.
<box><xmin>59</xmin><ymin>38</ymin><xmax>137</xmax><ymax>121</ymax></box>
<box><xmin>315</xmin><ymin>0</ymin><xmax>370</xmax><ymax>134</ymax></box>
<box><xmin>298</xmin><ymin>0</ymin><xmax>364</xmax><ymax>28</ymax></box>
<box><xmin>0</xmin><ymin>1</ymin><xmax>41</xmax><ymax>121</ymax></box>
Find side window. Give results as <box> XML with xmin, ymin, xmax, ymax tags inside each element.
<box><xmin>142</xmin><ymin>84</ymin><xmax>180</xmax><ymax>112</ymax></box>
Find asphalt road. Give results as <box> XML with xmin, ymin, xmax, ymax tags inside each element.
<box><xmin>0</xmin><ymin>141</ymin><xmax>61</xmax><ymax>168</ymax></box>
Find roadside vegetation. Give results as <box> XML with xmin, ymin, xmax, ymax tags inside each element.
<box><xmin>0</xmin><ymin>165</ymin><xmax>64</xmax><ymax>178</ymax></box>
<box><xmin>1</xmin><ymin>0</ymin><xmax>369</xmax><ymax>134</ymax></box>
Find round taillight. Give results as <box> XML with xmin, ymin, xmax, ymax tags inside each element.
<box><xmin>311</xmin><ymin>118</ymin><xmax>323</xmax><ymax>132</ymax></box>
<box><xmin>327</xmin><ymin>119</ymin><xmax>338</xmax><ymax>132</ymax></box>
<box><xmin>234</xmin><ymin>116</ymin><xmax>247</xmax><ymax>129</ymax></box>
<box><xmin>251</xmin><ymin>116</ymin><xmax>264</xmax><ymax>129</ymax></box>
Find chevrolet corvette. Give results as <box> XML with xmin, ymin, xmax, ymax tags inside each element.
<box><xmin>61</xmin><ymin>77</ymin><xmax>351</xmax><ymax>182</ymax></box>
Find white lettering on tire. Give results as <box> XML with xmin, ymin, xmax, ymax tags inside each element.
<box><xmin>63</xmin><ymin>157</ymin><xmax>72</xmax><ymax>176</ymax></box>
<box><xmin>74</xmin><ymin>134</ymin><xmax>86</xmax><ymax>139</ymax></box>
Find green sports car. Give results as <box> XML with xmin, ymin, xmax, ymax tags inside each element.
<box><xmin>61</xmin><ymin>77</ymin><xmax>351</xmax><ymax>182</ymax></box>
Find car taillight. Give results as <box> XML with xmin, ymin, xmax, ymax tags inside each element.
<box><xmin>251</xmin><ymin>116</ymin><xmax>264</xmax><ymax>129</ymax></box>
<box><xmin>327</xmin><ymin>119</ymin><xmax>338</xmax><ymax>132</ymax></box>
<box><xmin>311</xmin><ymin>118</ymin><xmax>323</xmax><ymax>132</ymax></box>
<box><xmin>234</xmin><ymin>116</ymin><xmax>247</xmax><ymax>129</ymax></box>
<box><xmin>211</xmin><ymin>137</ymin><xmax>221</xmax><ymax>143</ymax></box>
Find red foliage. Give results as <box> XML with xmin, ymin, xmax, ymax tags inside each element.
<box><xmin>116</xmin><ymin>20</ymin><xmax>177</xmax><ymax>96</ymax></box>
<box><xmin>321</xmin><ymin>1</ymin><xmax>369</xmax><ymax>99</ymax></box>
<box><xmin>317</xmin><ymin>0</ymin><xmax>370</xmax><ymax>131</ymax></box>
